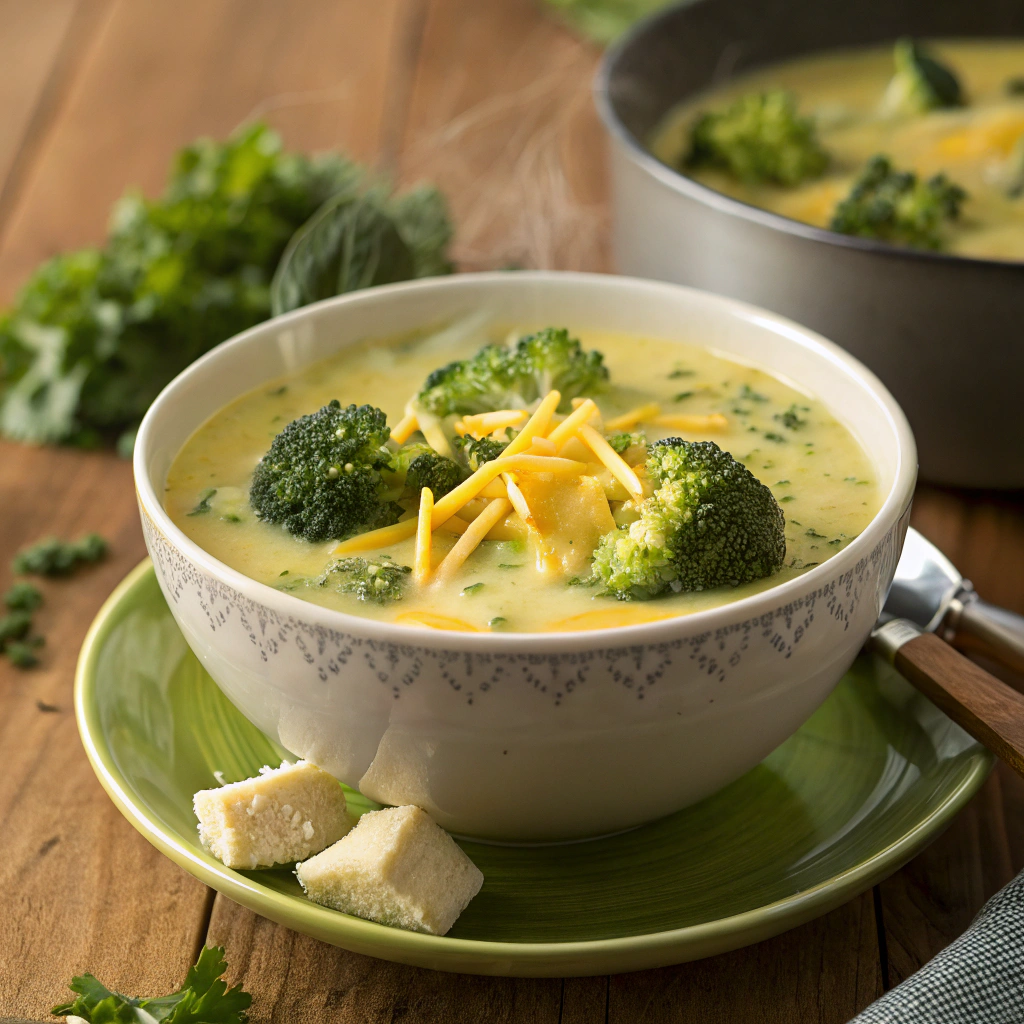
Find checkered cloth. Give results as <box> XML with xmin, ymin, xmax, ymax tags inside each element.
<box><xmin>852</xmin><ymin>870</ymin><xmax>1024</xmax><ymax>1023</ymax></box>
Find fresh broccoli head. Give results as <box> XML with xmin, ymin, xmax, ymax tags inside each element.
<box><xmin>249</xmin><ymin>401</ymin><xmax>398</xmax><ymax>542</ymax></box>
<box><xmin>415</xmin><ymin>327</ymin><xmax>608</xmax><ymax>417</ymax></box>
<box><xmin>829</xmin><ymin>155</ymin><xmax>967</xmax><ymax>249</ymax></box>
<box><xmin>880</xmin><ymin>39</ymin><xmax>964</xmax><ymax>117</ymax></box>
<box><xmin>384</xmin><ymin>442</ymin><xmax>462</xmax><ymax>499</ymax></box>
<box><xmin>314</xmin><ymin>557</ymin><xmax>412</xmax><ymax>604</ymax></box>
<box><xmin>452</xmin><ymin>434</ymin><xmax>510</xmax><ymax>471</ymax></box>
<box><xmin>591</xmin><ymin>438</ymin><xmax>786</xmax><ymax>600</ymax></box>
<box><xmin>686</xmin><ymin>91</ymin><xmax>829</xmax><ymax>186</ymax></box>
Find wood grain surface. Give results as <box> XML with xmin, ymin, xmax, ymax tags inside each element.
<box><xmin>0</xmin><ymin>1</ymin><xmax>1021</xmax><ymax>1021</ymax></box>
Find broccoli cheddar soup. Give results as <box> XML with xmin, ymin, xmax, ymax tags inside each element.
<box><xmin>165</xmin><ymin>322</ymin><xmax>881</xmax><ymax>633</ymax></box>
<box><xmin>652</xmin><ymin>40</ymin><xmax>1024</xmax><ymax>260</ymax></box>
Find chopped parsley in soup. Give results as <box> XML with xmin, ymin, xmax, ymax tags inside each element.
<box><xmin>652</xmin><ymin>39</ymin><xmax>1024</xmax><ymax>260</ymax></box>
<box><xmin>165</xmin><ymin>321</ymin><xmax>880</xmax><ymax>632</ymax></box>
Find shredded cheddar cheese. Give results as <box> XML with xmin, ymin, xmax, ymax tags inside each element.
<box><xmin>390</xmin><ymin>410</ymin><xmax>419</xmax><ymax>445</ymax></box>
<box><xmin>653</xmin><ymin>413</ymin><xmax>729</xmax><ymax>432</ymax></box>
<box><xmin>501</xmin><ymin>390</ymin><xmax>561</xmax><ymax>456</ymax></box>
<box><xmin>334</xmin><ymin>449</ymin><xmax>585</xmax><ymax>556</ymax></box>
<box><xmin>395</xmin><ymin>611</ymin><xmax>481</xmax><ymax>631</ymax></box>
<box><xmin>456</xmin><ymin>409</ymin><xmax>528</xmax><ymax>438</ymax></box>
<box><xmin>605</xmin><ymin>402</ymin><xmax>661</xmax><ymax>432</ymax></box>
<box><xmin>432</xmin><ymin>498</ymin><xmax>513</xmax><ymax>586</ymax></box>
<box><xmin>414</xmin><ymin>487</ymin><xmax>433</xmax><ymax>584</ymax></box>
<box><xmin>577</xmin><ymin>424</ymin><xmax>644</xmax><ymax>501</ymax></box>
<box><xmin>547</xmin><ymin>398</ymin><xmax>599</xmax><ymax>448</ymax></box>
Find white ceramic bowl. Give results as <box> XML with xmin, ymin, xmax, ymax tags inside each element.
<box><xmin>135</xmin><ymin>272</ymin><xmax>916</xmax><ymax>842</ymax></box>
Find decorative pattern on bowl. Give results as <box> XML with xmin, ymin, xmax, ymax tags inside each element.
<box><xmin>142</xmin><ymin>496</ymin><xmax>910</xmax><ymax>841</ymax></box>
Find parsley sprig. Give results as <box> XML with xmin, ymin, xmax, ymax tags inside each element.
<box><xmin>52</xmin><ymin>946</ymin><xmax>251</xmax><ymax>1024</ymax></box>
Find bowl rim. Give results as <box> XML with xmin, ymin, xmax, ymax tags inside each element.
<box><xmin>593</xmin><ymin>1</ymin><xmax>1024</xmax><ymax>272</ymax></box>
<box><xmin>134</xmin><ymin>270</ymin><xmax>917</xmax><ymax>652</ymax></box>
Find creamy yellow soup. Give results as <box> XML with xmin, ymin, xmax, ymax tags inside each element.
<box><xmin>652</xmin><ymin>40</ymin><xmax>1024</xmax><ymax>260</ymax></box>
<box><xmin>165</xmin><ymin>323</ymin><xmax>880</xmax><ymax>633</ymax></box>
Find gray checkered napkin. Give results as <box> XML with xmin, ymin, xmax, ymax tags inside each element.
<box><xmin>852</xmin><ymin>870</ymin><xmax>1024</xmax><ymax>1023</ymax></box>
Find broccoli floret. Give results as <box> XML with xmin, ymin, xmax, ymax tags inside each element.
<box><xmin>12</xmin><ymin>534</ymin><xmax>108</xmax><ymax>576</ymax></box>
<box><xmin>384</xmin><ymin>442</ymin><xmax>462</xmax><ymax>499</ymax></box>
<box><xmin>250</xmin><ymin>400</ymin><xmax>398</xmax><ymax>542</ymax></box>
<box><xmin>6</xmin><ymin>638</ymin><xmax>43</xmax><ymax>668</ymax></box>
<box><xmin>880</xmin><ymin>39</ymin><xmax>964</xmax><ymax>117</ymax></box>
<box><xmin>0</xmin><ymin>611</ymin><xmax>33</xmax><ymax>645</ymax></box>
<box><xmin>606</xmin><ymin>430</ymin><xmax>647</xmax><ymax>457</ymax></box>
<box><xmin>829</xmin><ymin>155</ymin><xmax>967</xmax><ymax>249</ymax></box>
<box><xmin>415</xmin><ymin>327</ymin><xmax>608</xmax><ymax>417</ymax></box>
<box><xmin>686</xmin><ymin>91</ymin><xmax>829</xmax><ymax>186</ymax></box>
<box><xmin>4</xmin><ymin>581</ymin><xmax>43</xmax><ymax>611</ymax></box>
<box><xmin>592</xmin><ymin>438</ymin><xmax>786</xmax><ymax>600</ymax></box>
<box><xmin>452</xmin><ymin>434</ymin><xmax>510</xmax><ymax>472</ymax></box>
<box><xmin>313</xmin><ymin>557</ymin><xmax>411</xmax><ymax>604</ymax></box>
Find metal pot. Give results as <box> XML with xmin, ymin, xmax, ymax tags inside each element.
<box><xmin>595</xmin><ymin>0</ymin><xmax>1024</xmax><ymax>488</ymax></box>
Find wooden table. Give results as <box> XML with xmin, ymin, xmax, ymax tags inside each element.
<box><xmin>1</xmin><ymin>2</ymin><xmax>1022</xmax><ymax>1021</ymax></box>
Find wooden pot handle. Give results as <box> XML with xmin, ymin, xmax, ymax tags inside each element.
<box><xmin>876</xmin><ymin>624</ymin><xmax>1024</xmax><ymax>777</ymax></box>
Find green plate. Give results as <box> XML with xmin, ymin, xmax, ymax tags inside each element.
<box><xmin>76</xmin><ymin>562</ymin><xmax>992</xmax><ymax>977</ymax></box>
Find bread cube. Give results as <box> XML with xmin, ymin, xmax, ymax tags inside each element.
<box><xmin>194</xmin><ymin>760</ymin><xmax>352</xmax><ymax>869</ymax></box>
<box><xmin>296</xmin><ymin>805</ymin><xmax>484</xmax><ymax>935</ymax></box>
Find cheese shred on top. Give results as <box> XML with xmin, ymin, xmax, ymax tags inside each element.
<box><xmin>605</xmin><ymin>402</ymin><xmax>661</xmax><ymax>432</ymax></box>
<box><xmin>414</xmin><ymin>486</ymin><xmax>434</xmax><ymax>584</ymax></box>
<box><xmin>578</xmin><ymin>424</ymin><xmax>645</xmax><ymax>501</ymax></box>
<box><xmin>432</xmin><ymin>499</ymin><xmax>513</xmax><ymax>586</ymax></box>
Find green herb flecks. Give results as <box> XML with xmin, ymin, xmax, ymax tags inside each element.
<box><xmin>188</xmin><ymin>488</ymin><xmax>217</xmax><ymax>516</ymax></box>
<box><xmin>775</xmin><ymin>404</ymin><xmax>808</xmax><ymax>430</ymax></box>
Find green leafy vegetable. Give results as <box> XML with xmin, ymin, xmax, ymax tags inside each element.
<box><xmin>686</xmin><ymin>91</ymin><xmax>829</xmax><ymax>186</ymax></box>
<box><xmin>270</xmin><ymin>183</ymin><xmax>453</xmax><ymax>316</ymax></box>
<box><xmin>0</xmin><ymin>123</ymin><xmax>452</xmax><ymax>451</ymax></box>
<box><xmin>52</xmin><ymin>944</ymin><xmax>251</xmax><ymax>1023</ymax></box>
<box><xmin>0</xmin><ymin>124</ymin><xmax>355</xmax><ymax>448</ymax></box>
<box><xmin>13</xmin><ymin>533</ymin><xmax>108</xmax><ymax>576</ymax></box>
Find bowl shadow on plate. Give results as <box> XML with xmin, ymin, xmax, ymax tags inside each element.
<box><xmin>95</xmin><ymin>576</ymin><xmax>986</xmax><ymax>945</ymax></box>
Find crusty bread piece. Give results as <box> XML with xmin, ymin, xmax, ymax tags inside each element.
<box><xmin>296</xmin><ymin>805</ymin><xmax>484</xmax><ymax>935</ymax></box>
<box><xmin>194</xmin><ymin>760</ymin><xmax>352</xmax><ymax>869</ymax></box>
